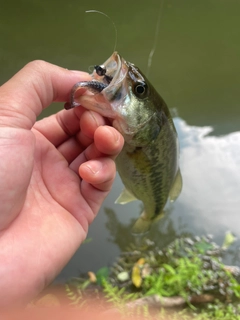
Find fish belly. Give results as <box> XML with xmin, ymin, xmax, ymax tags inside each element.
<box><xmin>115</xmin><ymin>125</ymin><xmax>178</xmax><ymax>233</ymax></box>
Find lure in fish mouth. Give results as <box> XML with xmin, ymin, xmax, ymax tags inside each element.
<box><xmin>65</xmin><ymin>52</ymin><xmax>155</xmax><ymax>141</ymax></box>
<box><xmin>65</xmin><ymin>52</ymin><xmax>124</xmax><ymax>110</ymax></box>
<box><xmin>65</xmin><ymin>52</ymin><xmax>182</xmax><ymax>234</ymax></box>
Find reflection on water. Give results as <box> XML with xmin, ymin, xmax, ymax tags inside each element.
<box><xmin>104</xmin><ymin>207</ymin><xmax>180</xmax><ymax>252</ymax></box>
<box><xmin>57</xmin><ymin>118</ymin><xmax>240</xmax><ymax>281</ymax></box>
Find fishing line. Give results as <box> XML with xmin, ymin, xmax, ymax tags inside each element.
<box><xmin>146</xmin><ymin>0</ymin><xmax>165</xmax><ymax>77</ymax></box>
<box><xmin>85</xmin><ymin>10</ymin><xmax>118</xmax><ymax>53</ymax></box>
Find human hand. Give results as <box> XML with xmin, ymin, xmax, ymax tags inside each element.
<box><xmin>0</xmin><ymin>61</ymin><xmax>124</xmax><ymax>307</ymax></box>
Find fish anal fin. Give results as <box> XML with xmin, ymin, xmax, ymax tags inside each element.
<box><xmin>169</xmin><ymin>168</ymin><xmax>183</xmax><ymax>202</ymax></box>
<box><xmin>115</xmin><ymin>188</ymin><xmax>137</xmax><ymax>204</ymax></box>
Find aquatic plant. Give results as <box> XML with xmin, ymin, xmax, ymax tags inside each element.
<box><xmin>61</xmin><ymin>234</ymin><xmax>240</xmax><ymax>319</ymax></box>
<box><xmin>109</xmin><ymin>235</ymin><xmax>240</xmax><ymax>302</ymax></box>
<box><xmin>142</xmin><ymin>255</ymin><xmax>208</xmax><ymax>299</ymax></box>
<box><xmin>102</xmin><ymin>279</ymin><xmax>139</xmax><ymax>315</ymax></box>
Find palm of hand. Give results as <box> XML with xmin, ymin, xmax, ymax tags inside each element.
<box><xmin>0</xmin><ymin>110</ymin><xmax>121</xmax><ymax>305</ymax></box>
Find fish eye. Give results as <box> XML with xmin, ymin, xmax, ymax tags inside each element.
<box><xmin>94</xmin><ymin>65</ymin><xmax>106</xmax><ymax>76</ymax></box>
<box><xmin>133</xmin><ymin>82</ymin><xmax>148</xmax><ymax>98</ymax></box>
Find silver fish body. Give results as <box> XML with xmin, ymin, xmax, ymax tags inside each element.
<box><xmin>65</xmin><ymin>52</ymin><xmax>182</xmax><ymax>233</ymax></box>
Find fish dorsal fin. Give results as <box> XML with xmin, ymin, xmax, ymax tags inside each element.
<box><xmin>169</xmin><ymin>169</ymin><xmax>183</xmax><ymax>202</ymax></box>
<box><xmin>115</xmin><ymin>188</ymin><xmax>137</xmax><ymax>204</ymax></box>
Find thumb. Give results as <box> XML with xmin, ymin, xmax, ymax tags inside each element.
<box><xmin>0</xmin><ymin>60</ymin><xmax>90</xmax><ymax>129</ymax></box>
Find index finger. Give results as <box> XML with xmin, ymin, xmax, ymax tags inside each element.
<box><xmin>0</xmin><ymin>60</ymin><xmax>91</xmax><ymax>129</ymax></box>
<box><xmin>33</xmin><ymin>107</ymin><xmax>108</xmax><ymax>149</ymax></box>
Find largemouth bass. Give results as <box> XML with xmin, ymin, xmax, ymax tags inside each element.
<box><xmin>65</xmin><ymin>52</ymin><xmax>182</xmax><ymax>234</ymax></box>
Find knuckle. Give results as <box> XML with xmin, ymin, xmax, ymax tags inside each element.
<box><xmin>25</xmin><ymin>60</ymin><xmax>48</xmax><ymax>72</ymax></box>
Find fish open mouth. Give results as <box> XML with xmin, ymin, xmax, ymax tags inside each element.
<box><xmin>65</xmin><ymin>52</ymin><xmax>128</xmax><ymax>118</ymax></box>
<box><xmin>92</xmin><ymin>51</ymin><xmax>124</xmax><ymax>88</ymax></box>
<box><xmin>64</xmin><ymin>52</ymin><xmax>156</xmax><ymax>138</ymax></box>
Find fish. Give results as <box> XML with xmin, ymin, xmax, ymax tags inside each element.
<box><xmin>65</xmin><ymin>52</ymin><xmax>182</xmax><ymax>234</ymax></box>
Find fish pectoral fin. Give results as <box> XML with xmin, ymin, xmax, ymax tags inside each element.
<box><xmin>169</xmin><ymin>168</ymin><xmax>183</xmax><ymax>202</ymax></box>
<box><xmin>115</xmin><ymin>188</ymin><xmax>138</xmax><ymax>204</ymax></box>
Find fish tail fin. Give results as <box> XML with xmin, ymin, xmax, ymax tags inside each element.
<box><xmin>131</xmin><ymin>210</ymin><xmax>165</xmax><ymax>234</ymax></box>
<box><xmin>131</xmin><ymin>216</ymin><xmax>152</xmax><ymax>235</ymax></box>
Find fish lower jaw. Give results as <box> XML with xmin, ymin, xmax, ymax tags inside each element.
<box><xmin>77</xmin><ymin>97</ymin><xmax>116</xmax><ymax>118</ymax></box>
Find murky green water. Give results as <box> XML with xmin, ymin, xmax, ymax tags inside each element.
<box><xmin>1</xmin><ymin>0</ymin><xmax>240</xmax><ymax>281</ymax></box>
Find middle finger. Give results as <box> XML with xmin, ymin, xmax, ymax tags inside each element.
<box><xmin>57</xmin><ymin>110</ymin><xmax>108</xmax><ymax>164</ymax></box>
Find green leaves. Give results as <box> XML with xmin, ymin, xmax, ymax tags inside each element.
<box><xmin>95</xmin><ymin>267</ymin><xmax>109</xmax><ymax>286</ymax></box>
<box><xmin>65</xmin><ymin>284</ymin><xmax>83</xmax><ymax>305</ymax></box>
<box><xmin>222</xmin><ymin>231</ymin><xmax>237</xmax><ymax>250</ymax></box>
<box><xmin>63</xmin><ymin>234</ymin><xmax>240</xmax><ymax>319</ymax></box>
<box><xmin>143</xmin><ymin>256</ymin><xmax>207</xmax><ymax>300</ymax></box>
<box><xmin>102</xmin><ymin>279</ymin><xmax>139</xmax><ymax>314</ymax></box>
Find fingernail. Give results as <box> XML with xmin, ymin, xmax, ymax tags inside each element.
<box><xmin>85</xmin><ymin>162</ymin><xmax>102</xmax><ymax>174</ymax></box>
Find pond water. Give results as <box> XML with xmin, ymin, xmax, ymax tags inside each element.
<box><xmin>1</xmin><ymin>0</ymin><xmax>240</xmax><ymax>281</ymax></box>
